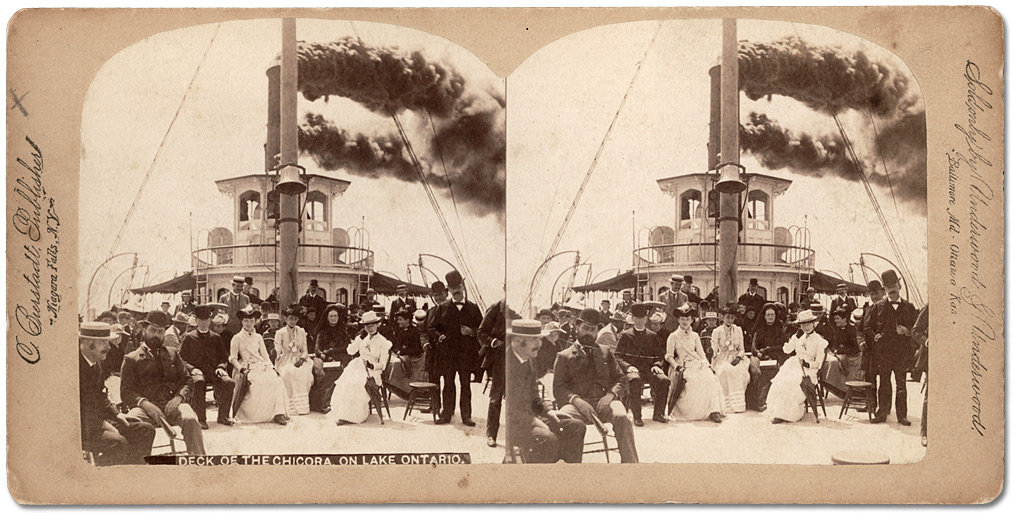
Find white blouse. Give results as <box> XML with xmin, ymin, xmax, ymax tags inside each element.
<box><xmin>782</xmin><ymin>330</ymin><xmax>828</xmax><ymax>383</ymax></box>
<box><xmin>666</xmin><ymin>328</ymin><xmax>709</xmax><ymax>370</ymax></box>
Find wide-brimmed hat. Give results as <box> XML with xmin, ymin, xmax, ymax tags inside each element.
<box><xmin>721</xmin><ymin>304</ymin><xmax>739</xmax><ymax>317</ymax></box>
<box><xmin>282</xmin><ymin>303</ymin><xmax>303</xmax><ymax>317</ymax></box>
<box><xmin>630</xmin><ymin>303</ymin><xmax>648</xmax><ymax>319</ymax></box>
<box><xmin>138</xmin><ymin>310</ymin><xmax>172</xmax><ymax>329</ymax></box>
<box><xmin>795</xmin><ymin>310</ymin><xmax>819</xmax><ymax>324</ymax></box>
<box><xmin>360</xmin><ymin>311</ymin><xmax>382</xmax><ymax>325</ymax></box>
<box><xmin>508</xmin><ymin>319</ymin><xmax>544</xmax><ymax>338</ymax></box>
<box><xmin>673</xmin><ymin>304</ymin><xmax>697</xmax><ymax>318</ymax></box>
<box><xmin>610</xmin><ymin>311</ymin><xmax>627</xmax><ymax>323</ymax></box>
<box><xmin>79</xmin><ymin>322</ymin><xmax>117</xmax><ymax>340</ymax></box>
<box><xmin>172</xmin><ymin>312</ymin><xmax>190</xmax><ymax>325</ymax></box>
<box><xmin>236</xmin><ymin>304</ymin><xmax>261</xmax><ymax>321</ymax></box>
<box><xmin>881</xmin><ymin>269</ymin><xmax>900</xmax><ymax>288</ymax></box>
<box><xmin>543</xmin><ymin>321</ymin><xmax>567</xmax><ymax>335</ymax></box>
<box><xmin>578</xmin><ymin>308</ymin><xmax>601</xmax><ymax>326</ymax></box>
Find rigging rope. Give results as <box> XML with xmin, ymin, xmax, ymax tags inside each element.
<box><xmin>525</xmin><ymin>21</ymin><xmax>663</xmax><ymax>312</ymax></box>
<box><xmin>104</xmin><ymin>23</ymin><xmax>221</xmax><ymax>262</ymax></box>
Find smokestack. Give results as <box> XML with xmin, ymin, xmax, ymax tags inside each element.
<box><xmin>708</xmin><ymin>65</ymin><xmax>720</xmax><ymax>170</ymax></box>
<box><xmin>265</xmin><ymin>59</ymin><xmax>280</xmax><ymax>172</ymax></box>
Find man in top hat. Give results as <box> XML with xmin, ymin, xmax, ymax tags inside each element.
<box><xmin>174</xmin><ymin>290</ymin><xmax>196</xmax><ymax>317</ymax></box>
<box><xmin>120</xmin><ymin>310</ymin><xmax>205</xmax><ymax>455</ymax></box>
<box><xmin>830</xmin><ymin>283</ymin><xmax>857</xmax><ymax>316</ymax></box>
<box><xmin>299</xmin><ymin>279</ymin><xmax>326</xmax><ymax>317</ymax></box>
<box><xmin>615</xmin><ymin>289</ymin><xmax>635</xmax><ymax>314</ymax></box>
<box><xmin>478</xmin><ymin>298</ymin><xmax>518</xmax><ymax>447</ymax></box>
<box><xmin>596</xmin><ymin>311</ymin><xmax>628</xmax><ymax>353</ymax></box>
<box><xmin>614</xmin><ymin>304</ymin><xmax>670</xmax><ymax>426</ymax></box>
<box><xmin>506</xmin><ymin>319</ymin><xmax>586</xmax><ymax>463</ymax></box>
<box><xmin>79</xmin><ymin>322</ymin><xmax>156</xmax><ymax>465</ymax></box>
<box><xmin>242</xmin><ymin>276</ymin><xmax>262</xmax><ymax>305</ymax></box>
<box><xmin>427</xmin><ymin>270</ymin><xmax>484</xmax><ymax>425</ymax></box>
<box><xmin>423</xmin><ymin>280</ymin><xmax>449</xmax><ymax>384</ymax></box>
<box><xmin>179</xmin><ymin>304</ymin><xmax>235</xmax><ymax>428</ymax></box>
<box><xmin>856</xmin><ymin>279</ymin><xmax>886</xmax><ymax>406</ymax></box>
<box><xmin>163</xmin><ymin>312</ymin><xmax>191</xmax><ymax>353</ymax></box>
<box><xmin>219</xmin><ymin>275</ymin><xmax>250</xmax><ymax>338</ymax></box>
<box><xmin>659</xmin><ymin>274</ymin><xmax>690</xmax><ymax>334</ymax></box>
<box><xmin>738</xmin><ymin>278</ymin><xmax>766</xmax><ymax>316</ymax></box>
<box><xmin>862</xmin><ymin>270</ymin><xmax>919</xmax><ymax>426</ymax></box>
<box><xmin>553</xmin><ymin>308</ymin><xmax>639</xmax><ymax>463</ymax></box>
<box><xmin>390</xmin><ymin>284</ymin><xmax>418</xmax><ymax>318</ymax></box>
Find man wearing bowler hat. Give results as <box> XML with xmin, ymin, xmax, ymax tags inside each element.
<box><xmin>863</xmin><ymin>270</ymin><xmax>918</xmax><ymax>425</ymax></box>
<box><xmin>680</xmin><ymin>275</ymin><xmax>701</xmax><ymax>305</ymax></box>
<box><xmin>179</xmin><ymin>304</ymin><xmax>235</xmax><ymax>428</ymax></box>
<box><xmin>506</xmin><ymin>319</ymin><xmax>585</xmax><ymax>463</ymax></box>
<box><xmin>857</xmin><ymin>279</ymin><xmax>886</xmax><ymax>405</ymax></box>
<box><xmin>615</xmin><ymin>304</ymin><xmax>670</xmax><ymax>425</ymax></box>
<box><xmin>121</xmin><ymin>310</ymin><xmax>206</xmax><ymax>455</ymax></box>
<box><xmin>79</xmin><ymin>322</ymin><xmax>156</xmax><ymax>465</ymax></box>
<box><xmin>553</xmin><ymin>308</ymin><xmax>639</xmax><ymax>463</ymax></box>
<box><xmin>219</xmin><ymin>275</ymin><xmax>250</xmax><ymax>338</ymax></box>
<box><xmin>427</xmin><ymin>270</ymin><xmax>483</xmax><ymax>425</ymax></box>
<box><xmin>659</xmin><ymin>274</ymin><xmax>689</xmax><ymax>334</ymax></box>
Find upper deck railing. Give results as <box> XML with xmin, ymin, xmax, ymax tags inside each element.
<box><xmin>192</xmin><ymin>243</ymin><xmax>374</xmax><ymax>271</ymax></box>
<box><xmin>634</xmin><ymin>241</ymin><xmax>815</xmax><ymax>270</ymax></box>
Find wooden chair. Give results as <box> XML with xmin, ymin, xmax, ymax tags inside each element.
<box><xmin>150</xmin><ymin>415</ymin><xmax>183</xmax><ymax>456</ymax></box>
<box><xmin>804</xmin><ymin>352</ymin><xmax>828</xmax><ymax>422</ymax></box>
<box><xmin>583</xmin><ymin>414</ymin><xmax>620</xmax><ymax>463</ymax></box>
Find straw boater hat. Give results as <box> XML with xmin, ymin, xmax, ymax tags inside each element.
<box><xmin>836</xmin><ymin>283</ymin><xmax>848</xmax><ymax>291</ymax></box>
<box><xmin>79</xmin><ymin>322</ymin><xmax>117</xmax><ymax>340</ymax></box>
<box><xmin>267</xmin><ymin>312</ymin><xmax>281</xmax><ymax>321</ymax></box>
<box><xmin>360</xmin><ymin>311</ymin><xmax>382</xmax><ymax>325</ymax></box>
<box><xmin>236</xmin><ymin>304</ymin><xmax>261</xmax><ymax>321</ymax></box>
<box><xmin>413</xmin><ymin>310</ymin><xmax>427</xmax><ymax>323</ymax></box>
<box><xmin>794</xmin><ymin>310</ymin><xmax>819</xmax><ymax>324</ymax></box>
<box><xmin>507</xmin><ymin>319</ymin><xmax>544</xmax><ymax>338</ymax></box>
<box><xmin>397</xmin><ymin>283</ymin><xmax>407</xmax><ymax>292</ymax></box>
<box><xmin>670</xmin><ymin>274</ymin><xmax>684</xmax><ymax>284</ymax></box>
<box><xmin>231</xmin><ymin>275</ymin><xmax>245</xmax><ymax>285</ymax></box>
<box><xmin>138</xmin><ymin>310</ymin><xmax>172</xmax><ymax>329</ymax></box>
<box><xmin>851</xmin><ymin>308</ymin><xmax>865</xmax><ymax>325</ymax></box>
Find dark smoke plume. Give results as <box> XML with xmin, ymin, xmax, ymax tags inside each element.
<box><xmin>294</xmin><ymin>37</ymin><xmax>505</xmax><ymax>217</ymax></box>
<box><xmin>738</xmin><ymin>36</ymin><xmax>914</xmax><ymax>117</ymax></box>
<box><xmin>740</xmin><ymin>112</ymin><xmax>926</xmax><ymax>207</ymax></box>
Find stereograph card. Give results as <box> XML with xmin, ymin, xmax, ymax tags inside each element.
<box><xmin>5</xmin><ymin>7</ymin><xmax>1004</xmax><ymax>504</ymax></box>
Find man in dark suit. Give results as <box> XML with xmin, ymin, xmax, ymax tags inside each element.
<box><xmin>299</xmin><ymin>279</ymin><xmax>326</xmax><ymax>317</ymax></box>
<box><xmin>615</xmin><ymin>289</ymin><xmax>635</xmax><ymax>314</ymax></box>
<box><xmin>173</xmin><ymin>290</ymin><xmax>196</xmax><ymax>317</ymax></box>
<box><xmin>427</xmin><ymin>270</ymin><xmax>483</xmax><ymax>426</ymax></box>
<box><xmin>423</xmin><ymin>281</ymin><xmax>448</xmax><ymax>384</ymax></box>
<box><xmin>553</xmin><ymin>308</ymin><xmax>639</xmax><ymax>463</ymax></box>
<box><xmin>830</xmin><ymin>283</ymin><xmax>858</xmax><ymax>316</ymax></box>
<box><xmin>680</xmin><ymin>275</ymin><xmax>702</xmax><ymax>305</ymax></box>
<box><xmin>218</xmin><ymin>275</ymin><xmax>250</xmax><ymax>337</ymax></box>
<box><xmin>243</xmin><ymin>276</ymin><xmax>262</xmax><ymax>306</ymax></box>
<box><xmin>856</xmin><ymin>279</ymin><xmax>886</xmax><ymax>406</ymax></box>
<box><xmin>478</xmin><ymin>299</ymin><xmax>509</xmax><ymax>448</ymax></box>
<box><xmin>863</xmin><ymin>270</ymin><xmax>919</xmax><ymax>426</ymax></box>
<box><xmin>737</xmin><ymin>278</ymin><xmax>766</xmax><ymax>316</ymax></box>
<box><xmin>390</xmin><ymin>284</ymin><xmax>418</xmax><ymax>317</ymax></box>
<box><xmin>179</xmin><ymin>304</ymin><xmax>234</xmax><ymax>428</ymax></box>
<box><xmin>79</xmin><ymin>322</ymin><xmax>155</xmax><ymax>465</ymax></box>
<box><xmin>507</xmin><ymin>319</ymin><xmax>585</xmax><ymax>463</ymax></box>
<box><xmin>121</xmin><ymin>311</ymin><xmax>205</xmax><ymax>455</ymax></box>
<box><xmin>597</xmin><ymin>300</ymin><xmax>612</xmax><ymax>327</ymax></box>
<box><xmin>615</xmin><ymin>304</ymin><xmax>669</xmax><ymax>425</ymax></box>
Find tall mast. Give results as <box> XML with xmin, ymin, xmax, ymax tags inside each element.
<box><xmin>715</xmin><ymin>18</ymin><xmax>746</xmax><ymax>306</ymax></box>
<box><xmin>276</xmin><ymin>18</ymin><xmax>305</xmax><ymax>309</ymax></box>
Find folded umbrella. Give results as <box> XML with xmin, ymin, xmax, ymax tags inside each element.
<box><xmin>230</xmin><ymin>367</ymin><xmax>250</xmax><ymax>417</ymax></box>
<box><xmin>666</xmin><ymin>365</ymin><xmax>686</xmax><ymax>414</ymax></box>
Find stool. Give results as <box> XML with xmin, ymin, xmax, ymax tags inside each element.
<box><xmin>839</xmin><ymin>381</ymin><xmax>875</xmax><ymax>421</ymax></box>
<box><xmin>832</xmin><ymin>450</ymin><xmax>890</xmax><ymax>465</ymax></box>
<box><xmin>404</xmin><ymin>381</ymin><xmax>440</xmax><ymax>422</ymax></box>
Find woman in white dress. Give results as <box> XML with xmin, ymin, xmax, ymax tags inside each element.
<box><xmin>274</xmin><ymin>304</ymin><xmax>315</xmax><ymax>416</ymax></box>
<box><xmin>711</xmin><ymin>304</ymin><xmax>751</xmax><ymax>413</ymax></box>
<box><xmin>229</xmin><ymin>305</ymin><xmax>289</xmax><ymax>425</ymax></box>
<box><xmin>665</xmin><ymin>304</ymin><xmax>725</xmax><ymax>423</ymax></box>
<box><xmin>332</xmin><ymin>311</ymin><xmax>392</xmax><ymax>425</ymax></box>
<box><xmin>765</xmin><ymin>310</ymin><xmax>828</xmax><ymax>423</ymax></box>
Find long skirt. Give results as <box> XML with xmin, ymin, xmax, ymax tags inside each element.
<box><xmin>329</xmin><ymin>358</ymin><xmax>374</xmax><ymax>424</ymax></box>
<box><xmin>669</xmin><ymin>365</ymin><xmax>725</xmax><ymax>421</ymax></box>
<box><xmin>765</xmin><ymin>357</ymin><xmax>810</xmax><ymax>423</ymax></box>
<box><xmin>235</xmin><ymin>366</ymin><xmax>289</xmax><ymax>424</ymax></box>
<box><xmin>385</xmin><ymin>353</ymin><xmax>426</xmax><ymax>398</ymax></box>
<box><xmin>820</xmin><ymin>353</ymin><xmax>862</xmax><ymax>399</ymax></box>
<box><xmin>278</xmin><ymin>361</ymin><xmax>314</xmax><ymax>415</ymax></box>
<box><xmin>714</xmin><ymin>357</ymin><xmax>750</xmax><ymax>413</ymax></box>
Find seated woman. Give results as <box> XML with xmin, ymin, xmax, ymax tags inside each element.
<box><xmin>384</xmin><ymin>310</ymin><xmax>426</xmax><ymax>398</ymax></box>
<box><xmin>819</xmin><ymin>308</ymin><xmax>861</xmax><ymax>399</ymax></box>
<box><xmin>750</xmin><ymin>303</ymin><xmax>790</xmax><ymax>408</ymax></box>
<box><xmin>665</xmin><ymin>304</ymin><xmax>724</xmax><ymax>423</ymax></box>
<box><xmin>765</xmin><ymin>310</ymin><xmax>828</xmax><ymax>423</ymax></box>
<box><xmin>331</xmin><ymin>311</ymin><xmax>392</xmax><ymax>425</ymax></box>
<box><xmin>711</xmin><ymin>304</ymin><xmax>751</xmax><ymax>413</ymax></box>
<box><xmin>274</xmin><ymin>304</ymin><xmax>315</xmax><ymax>416</ymax></box>
<box><xmin>315</xmin><ymin>305</ymin><xmax>352</xmax><ymax>367</ymax></box>
<box><xmin>229</xmin><ymin>305</ymin><xmax>289</xmax><ymax>425</ymax></box>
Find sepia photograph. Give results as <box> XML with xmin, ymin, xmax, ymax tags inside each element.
<box><xmin>506</xmin><ymin>18</ymin><xmax>928</xmax><ymax>465</ymax></box>
<box><xmin>76</xmin><ymin>17</ymin><xmax>507</xmax><ymax>465</ymax></box>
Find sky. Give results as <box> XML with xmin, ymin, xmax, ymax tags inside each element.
<box><xmin>78</xmin><ymin>18</ymin><xmax>505</xmax><ymax>314</ymax></box>
<box><xmin>506</xmin><ymin>19</ymin><xmax>929</xmax><ymax>313</ymax></box>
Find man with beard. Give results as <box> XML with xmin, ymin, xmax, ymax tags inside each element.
<box><xmin>219</xmin><ymin>276</ymin><xmax>250</xmax><ymax>339</ymax></box>
<box><xmin>390</xmin><ymin>284</ymin><xmax>418</xmax><ymax>317</ymax></box>
<box><xmin>863</xmin><ymin>270</ymin><xmax>918</xmax><ymax>426</ymax></box>
<box><xmin>506</xmin><ymin>319</ymin><xmax>585</xmax><ymax>463</ymax></box>
<box><xmin>79</xmin><ymin>322</ymin><xmax>156</xmax><ymax>465</ymax></box>
<box><xmin>427</xmin><ymin>270</ymin><xmax>483</xmax><ymax>426</ymax></box>
<box><xmin>658</xmin><ymin>274</ymin><xmax>688</xmax><ymax>334</ymax></box>
<box><xmin>553</xmin><ymin>308</ymin><xmax>639</xmax><ymax>463</ymax></box>
<box><xmin>615</xmin><ymin>304</ymin><xmax>669</xmax><ymax>426</ymax></box>
<box><xmin>121</xmin><ymin>311</ymin><xmax>205</xmax><ymax>455</ymax></box>
<box><xmin>179</xmin><ymin>304</ymin><xmax>235</xmax><ymax>428</ymax></box>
